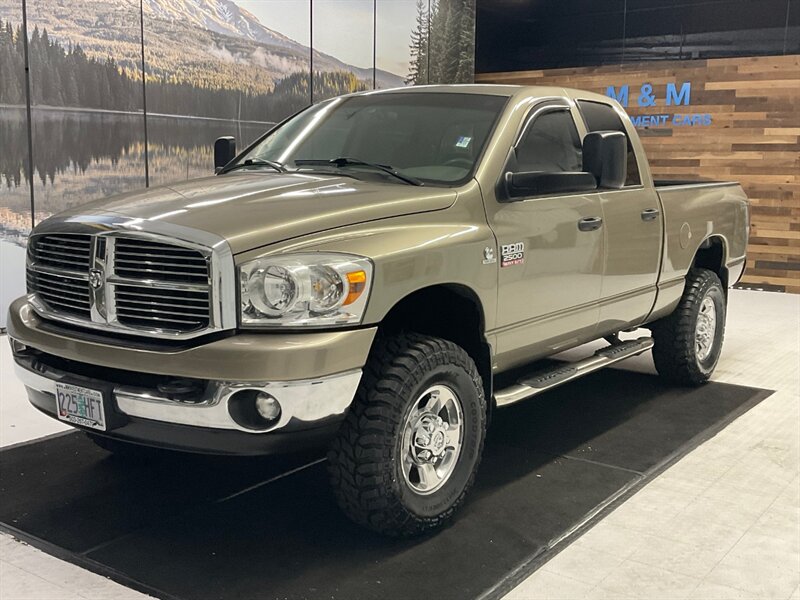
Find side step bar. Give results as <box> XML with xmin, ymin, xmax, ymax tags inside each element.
<box><xmin>494</xmin><ymin>337</ymin><xmax>655</xmax><ymax>407</ymax></box>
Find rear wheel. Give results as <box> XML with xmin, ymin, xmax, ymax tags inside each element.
<box><xmin>328</xmin><ymin>333</ymin><xmax>486</xmax><ymax>536</ymax></box>
<box><xmin>651</xmin><ymin>268</ymin><xmax>726</xmax><ymax>386</ymax></box>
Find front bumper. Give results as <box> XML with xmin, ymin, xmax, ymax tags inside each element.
<box><xmin>6</xmin><ymin>298</ymin><xmax>377</xmax><ymax>382</ymax></box>
<box><xmin>8</xmin><ymin>298</ymin><xmax>376</xmax><ymax>455</ymax></box>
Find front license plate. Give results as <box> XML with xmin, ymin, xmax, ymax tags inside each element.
<box><xmin>55</xmin><ymin>382</ymin><xmax>106</xmax><ymax>431</ymax></box>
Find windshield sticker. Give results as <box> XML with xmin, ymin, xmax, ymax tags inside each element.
<box><xmin>501</xmin><ymin>242</ymin><xmax>525</xmax><ymax>267</ymax></box>
<box><xmin>455</xmin><ymin>136</ymin><xmax>472</xmax><ymax>148</ymax></box>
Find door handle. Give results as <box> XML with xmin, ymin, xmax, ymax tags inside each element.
<box><xmin>641</xmin><ymin>208</ymin><xmax>660</xmax><ymax>221</ymax></box>
<box><xmin>578</xmin><ymin>216</ymin><xmax>603</xmax><ymax>232</ymax></box>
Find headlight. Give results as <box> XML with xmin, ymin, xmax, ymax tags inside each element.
<box><xmin>239</xmin><ymin>253</ymin><xmax>373</xmax><ymax>327</ymax></box>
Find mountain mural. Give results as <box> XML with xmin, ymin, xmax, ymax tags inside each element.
<box><xmin>0</xmin><ymin>0</ymin><xmax>404</xmax><ymax>101</ymax></box>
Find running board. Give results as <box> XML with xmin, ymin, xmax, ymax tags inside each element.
<box><xmin>494</xmin><ymin>337</ymin><xmax>655</xmax><ymax>407</ymax></box>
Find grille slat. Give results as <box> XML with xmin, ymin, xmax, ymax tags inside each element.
<box><xmin>115</xmin><ymin>305</ymin><xmax>207</xmax><ymax>322</ymax></box>
<box><xmin>37</xmin><ymin>297</ymin><xmax>91</xmax><ymax>312</ymax></box>
<box><xmin>37</xmin><ymin>241</ymin><xmax>91</xmax><ymax>252</ymax></box>
<box><xmin>115</xmin><ymin>284</ymin><xmax>210</xmax><ymax>331</ymax></box>
<box><xmin>114</xmin><ymin>241</ymin><xmax>200</xmax><ymax>254</ymax></box>
<box><xmin>32</xmin><ymin>273</ymin><xmax>88</xmax><ymax>291</ymax></box>
<box><xmin>115</xmin><ymin>259</ymin><xmax>208</xmax><ymax>271</ymax></box>
<box><xmin>30</xmin><ymin>233</ymin><xmax>92</xmax><ymax>271</ymax></box>
<box><xmin>40</xmin><ymin>286</ymin><xmax>89</xmax><ymax>302</ymax></box>
<box><xmin>116</xmin><ymin>266</ymin><xmax>208</xmax><ymax>279</ymax></box>
<box><xmin>110</xmin><ymin>297</ymin><xmax>210</xmax><ymax>315</ymax></box>
<box><xmin>37</xmin><ymin>292</ymin><xmax>90</xmax><ymax>307</ymax></box>
<box><xmin>113</xmin><ymin>237</ymin><xmax>208</xmax><ymax>285</ymax></box>
<box><xmin>114</xmin><ymin>251</ymin><xmax>206</xmax><ymax>261</ymax></box>
<box><xmin>27</xmin><ymin>233</ymin><xmax>213</xmax><ymax>335</ymax></box>
<box><xmin>27</xmin><ymin>266</ymin><xmax>91</xmax><ymax>319</ymax></box>
<box><xmin>115</xmin><ymin>289</ymin><xmax>209</xmax><ymax>304</ymax></box>
<box><xmin>112</xmin><ymin>313</ymin><xmax>203</xmax><ymax>326</ymax></box>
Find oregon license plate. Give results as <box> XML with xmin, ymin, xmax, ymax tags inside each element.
<box><xmin>55</xmin><ymin>382</ymin><xmax>106</xmax><ymax>431</ymax></box>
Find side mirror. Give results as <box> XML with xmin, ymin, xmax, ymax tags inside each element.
<box><xmin>505</xmin><ymin>171</ymin><xmax>598</xmax><ymax>199</ymax></box>
<box><xmin>582</xmin><ymin>131</ymin><xmax>626</xmax><ymax>189</ymax></box>
<box><xmin>214</xmin><ymin>136</ymin><xmax>236</xmax><ymax>173</ymax></box>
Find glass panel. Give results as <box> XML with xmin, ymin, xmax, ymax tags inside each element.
<box><xmin>26</xmin><ymin>0</ymin><xmax>147</xmax><ymax>218</ymax></box>
<box><xmin>428</xmin><ymin>0</ymin><xmax>477</xmax><ymax>83</ymax></box>
<box><xmin>376</xmin><ymin>0</ymin><xmax>425</xmax><ymax>87</ymax></box>
<box><xmin>0</xmin><ymin>5</ymin><xmax>30</xmax><ymax>327</ymax></box>
<box><xmin>312</xmin><ymin>0</ymin><xmax>382</xmax><ymax>102</ymax></box>
<box><xmin>143</xmin><ymin>0</ymin><xmax>310</xmax><ymax>186</ymax></box>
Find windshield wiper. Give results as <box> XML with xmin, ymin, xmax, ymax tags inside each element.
<box><xmin>294</xmin><ymin>157</ymin><xmax>423</xmax><ymax>186</ymax></box>
<box><xmin>223</xmin><ymin>158</ymin><xmax>287</xmax><ymax>174</ymax></box>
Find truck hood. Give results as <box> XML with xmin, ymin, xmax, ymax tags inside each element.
<box><xmin>62</xmin><ymin>172</ymin><xmax>457</xmax><ymax>254</ymax></box>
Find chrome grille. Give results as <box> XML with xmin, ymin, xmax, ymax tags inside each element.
<box><xmin>26</xmin><ymin>229</ymin><xmax>221</xmax><ymax>338</ymax></box>
<box><xmin>29</xmin><ymin>234</ymin><xmax>91</xmax><ymax>272</ymax></box>
<box><xmin>115</xmin><ymin>284</ymin><xmax>210</xmax><ymax>331</ymax></box>
<box><xmin>26</xmin><ymin>269</ymin><xmax>91</xmax><ymax>319</ymax></box>
<box><xmin>113</xmin><ymin>237</ymin><xmax>210</xmax><ymax>285</ymax></box>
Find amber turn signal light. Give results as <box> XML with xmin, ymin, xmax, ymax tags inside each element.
<box><xmin>344</xmin><ymin>270</ymin><xmax>367</xmax><ymax>306</ymax></box>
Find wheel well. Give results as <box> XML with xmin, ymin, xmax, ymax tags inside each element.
<box><xmin>693</xmin><ymin>236</ymin><xmax>728</xmax><ymax>290</ymax></box>
<box><xmin>377</xmin><ymin>285</ymin><xmax>494</xmax><ymax>420</ymax></box>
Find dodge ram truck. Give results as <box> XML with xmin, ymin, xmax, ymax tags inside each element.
<box><xmin>8</xmin><ymin>85</ymin><xmax>749</xmax><ymax>536</ymax></box>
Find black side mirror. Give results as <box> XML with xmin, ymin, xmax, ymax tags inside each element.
<box><xmin>505</xmin><ymin>171</ymin><xmax>598</xmax><ymax>199</ymax></box>
<box><xmin>582</xmin><ymin>131</ymin><xmax>627</xmax><ymax>189</ymax></box>
<box><xmin>214</xmin><ymin>136</ymin><xmax>236</xmax><ymax>173</ymax></box>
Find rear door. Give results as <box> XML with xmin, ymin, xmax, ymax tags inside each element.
<box><xmin>486</xmin><ymin>100</ymin><xmax>604</xmax><ymax>370</ymax></box>
<box><xmin>575</xmin><ymin>99</ymin><xmax>663</xmax><ymax>332</ymax></box>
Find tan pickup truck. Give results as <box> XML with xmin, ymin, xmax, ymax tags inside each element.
<box><xmin>8</xmin><ymin>85</ymin><xmax>749</xmax><ymax>536</ymax></box>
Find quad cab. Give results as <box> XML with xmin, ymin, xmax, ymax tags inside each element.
<box><xmin>9</xmin><ymin>85</ymin><xmax>748</xmax><ymax>535</ymax></box>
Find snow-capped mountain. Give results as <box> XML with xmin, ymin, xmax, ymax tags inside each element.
<box><xmin>143</xmin><ymin>0</ymin><xmax>304</xmax><ymax>53</ymax></box>
<box><xmin>141</xmin><ymin>0</ymin><xmax>404</xmax><ymax>87</ymax></box>
<box><xmin>0</xmin><ymin>0</ymin><xmax>405</xmax><ymax>95</ymax></box>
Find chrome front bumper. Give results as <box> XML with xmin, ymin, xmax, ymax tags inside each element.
<box><xmin>13</xmin><ymin>357</ymin><xmax>361</xmax><ymax>434</ymax></box>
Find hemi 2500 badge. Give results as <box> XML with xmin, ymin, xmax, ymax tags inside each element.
<box><xmin>501</xmin><ymin>242</ymin><xmax>525</xmax><ymax>267</ymax></box>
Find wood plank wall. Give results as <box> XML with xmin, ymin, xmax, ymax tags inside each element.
<box><xmin>477</xmin><ymin>55</ymin><xmax>800</xmax><ymax>293</ymax></box>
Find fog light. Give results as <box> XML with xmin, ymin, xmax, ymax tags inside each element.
<box><xmin>255</xmin><ymin>392</ymin><xmax>281</xmax><ymax>421</ymax></box>
<box><xmin>228</xmin><ymin>389</ymin><xmax>282</xmax><ymax>430</ymax></box>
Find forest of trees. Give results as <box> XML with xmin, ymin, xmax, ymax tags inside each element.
<box><xmin>0</xmin><ymin>19</ymin><xmax>370</xmax><ymax>123</ymax></box>
<box><xmin>407</xmin><ymin>0</ymin><xmax>475</xmax><ymax>85</ymax></box>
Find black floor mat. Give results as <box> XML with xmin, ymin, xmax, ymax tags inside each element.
<box><xmin>0</xmin><ymin>369</ymin><xmax>771</xmax><ymax>600</ymax></box>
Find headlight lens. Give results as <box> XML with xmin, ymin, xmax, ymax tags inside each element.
<box><xmin>239</xmin><ymin>253</ymin><xmax>373</xmax><ymax>327</ymax></box>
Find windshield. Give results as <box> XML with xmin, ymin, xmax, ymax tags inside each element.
<box><xmin>234</xmin><ymin>92</ymin><xmax>508</xmax><ymax>186</ymax></box>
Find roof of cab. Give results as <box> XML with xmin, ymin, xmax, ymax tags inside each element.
<box><xmin>352</xmin><ymin>83</ymin><xmax>615</xmax><ymax>105</ymax></box>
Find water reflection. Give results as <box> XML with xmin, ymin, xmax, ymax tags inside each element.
<box><xmin>0</xmin><ymin>107</ymin><xmax>271</xmax><ymax>240</ymax></box>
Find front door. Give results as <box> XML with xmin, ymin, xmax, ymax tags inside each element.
<box><xmin>486</xmin><ymin>102</ymin><xmax>604</xmax><ymax>371</ymax></box>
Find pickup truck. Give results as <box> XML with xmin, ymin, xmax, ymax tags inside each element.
<box><xmin>8</xmin><ymin>85</ymin><xmax>749</xmax><ymax>536</ymax></box>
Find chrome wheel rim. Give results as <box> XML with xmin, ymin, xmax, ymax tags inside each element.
<box><xmin>400</xmin><ymin>384</ymin><xmax>464</xmax><ymax>496</ymax></box>
<box><xmin>695</xmin><ymin>296</ymin><xmax>717</xmax><ymax>361</ymax></box>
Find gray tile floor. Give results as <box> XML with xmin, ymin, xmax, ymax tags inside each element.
<box><xmin>1</xmin><ymin>289</ymin><xmax>798</xmax><ymax>600</ymax></box>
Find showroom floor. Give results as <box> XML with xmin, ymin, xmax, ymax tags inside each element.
<box><xmin>0</xmin><ymin>289</ymin><xmax>798</xmax><ymax>600</ymax></box>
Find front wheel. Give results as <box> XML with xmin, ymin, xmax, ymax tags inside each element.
<box><xmin>327</xmin><ymin>333</ymin><xmax>486</xmax><ymax>537</ymax></box>
<box><xmin>650</xmin><ymin>268</ymin><xmax>727</xmax><ymax>386</ymax></box>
